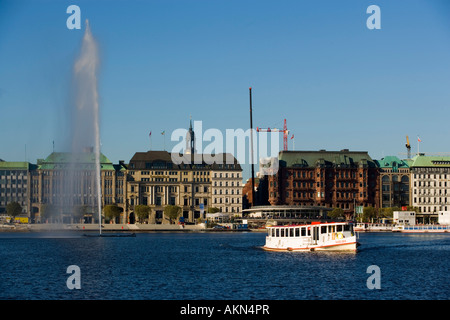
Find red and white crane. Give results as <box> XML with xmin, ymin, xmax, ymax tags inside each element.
<box><xmin>256</xmin><ymin>118</ymin><xmax>290</xmax><ymax>151</ymax></box>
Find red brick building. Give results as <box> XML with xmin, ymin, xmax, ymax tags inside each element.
<box><xmin>268</xmin><ymin>150</ymin><xmax>380</xmax><ymax>216</ymax></box>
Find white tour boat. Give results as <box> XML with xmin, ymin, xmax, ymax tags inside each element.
<box><xmin>354</xmin><ymin>223</ymin><xmax>393</xmax><ymax>232</ymax></box>
<box><xmin>392</xmin><ymin>224</ymin><xmax>450</xmax><ymax>233</ymax></box>
<box><xmin>263</xmin><ymin>221</ymin><xmax>359</xmax><ymax>252</ymax></box>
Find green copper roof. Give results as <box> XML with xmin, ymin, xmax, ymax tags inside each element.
<box><xmin>0</xmin><ymin>161</ymin><xmax>31</xmax><ymax>170</ymax></box>
<box><xmin>278</xmin><ymin>150</ymin><xmax>377</xmax><ymax>168</ymax></box>
<box><xmin>375</xmin><ymin>156</ymin><xmax>409</xmax><ymax>168</ymax></box>
<box><xmin>37</xmin><ymin>152</ymin><xmax>115</xmax><ymax>170</ymax></box>
<box><xmin>409</xmin><ymin>154</ymin><xmax>450</xmax><ymax>167</ymax></box>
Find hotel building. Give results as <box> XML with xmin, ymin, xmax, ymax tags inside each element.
<box><xmin>268</xmin><ymin>150</ymin><xmax>380</xmax><ymax>217</ymax></box>
<box><xmin>127</xmin><ymin>151</ymin><xmax>242</xmax><ymax>223</ymax></box>
<box><xmin>375</xmin><ymin>156</ymin><xmax>410</xmax><ymax>208</ymax></box>
<box><xmin>29</xmin><ymin>151</ymin><xmax>127</xmax><ymax>223</ymax></box>
<box><xmin>409</xmin><ymin>153</ymin><xmax>450</xmax><ymax>222</ymax></box>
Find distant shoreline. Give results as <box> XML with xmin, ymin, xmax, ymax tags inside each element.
<box><xmin>0</xmin><ymin>223</ymin><xmax>263</xmax><ymax>233</ymax></box>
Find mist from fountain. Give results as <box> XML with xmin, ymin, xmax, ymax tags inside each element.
<box><xmin>71</xmin><ymin>19</ymin><xmax>102</xmax><ymax>233</ymax></box>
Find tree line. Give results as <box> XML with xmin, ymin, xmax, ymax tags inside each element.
<box><xmin>3</xmin><ymin>202</ymin><xmax>223</xmax><ymax>224</ymax></box>
<box><xmin>328</xmin><ymin>206</ymin><xmax>420</xmax><ymax>222</ymax></box>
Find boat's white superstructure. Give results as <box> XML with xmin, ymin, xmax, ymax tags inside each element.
<box><xmin>263</xmin><ymin>221</ymin><xmax>358</xmax><ymax>252</ymax></box>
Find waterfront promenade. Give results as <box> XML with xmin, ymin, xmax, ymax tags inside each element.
<box><xmin>0</xmin><ymin>223</ymin><xmax>208</xmax><ymax>232</ymax></box>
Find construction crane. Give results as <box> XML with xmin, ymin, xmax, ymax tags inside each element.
<box><xmin>256</xmin><ymin>119</ymin><xmax>290</xmax><ymax>151</ymax></box>
<box><xmin>406</xmin><ymin>136</ymin><xmax>411</xmax><ymax>159</ymax></box>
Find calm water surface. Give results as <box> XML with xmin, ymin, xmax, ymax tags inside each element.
<box><xmin>0</xmin><ymin>231</ymin><xmax>448</xmax><ymax>300</ymax></box>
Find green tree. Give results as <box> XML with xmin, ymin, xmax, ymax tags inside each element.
<box><xmin>328</xmin><ymin>207</ymin><xmax>344</xmax><ymax>220</ymax></box>
<box><xmin>103</xmin><ymin>205</ymin><xmax>122</xmax><ymax>223</ymax></box>
<box><xmin>406</xmin><ymin>206</ymin><xmax>420</xmax><ymax>213</ymax></box>
<box><xmin>73</xmin><ymin>205</ymin><xmax>87</xmax><ymax>223</ymax></box>
<box><xmin>379</xmin><ymin>207</ymin><xmax>393</xmax><ymax>218</ymax></box>
<box><xmin>6</xmin><ymin>202</ymin><xmax>22</xmax><ymax>220</ymax></box>
<box><xmin>362</xmin><ymin>206</ymin><xmax>377</xmax><ymax>222</ymax></box>
<box><xmin>164</xmin><ymin>205</ymin><xmax>181</xmax><ymax>224</ymax></box>
<box><xmin>40</xmin><ymin>204</ymin><xmax>56</xmax><ymax>223</ymax></box>
<box><xmin>135</xmin><ymin>205</ymin><xmax>151</xmax><ymax>223</ymax></box>
<box><xmin>207</xmin><ymin>207</ymin><xmax>220</xmax><ymax>213</ymax></box>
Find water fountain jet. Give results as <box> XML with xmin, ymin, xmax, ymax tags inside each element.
<box><xmin>71</xmin><ymin>20</ymin><xmax>134</xmax><ymax>237</ymax></box>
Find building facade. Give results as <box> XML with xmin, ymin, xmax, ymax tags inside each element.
<box><xmin>210</xmin><ymin>161</ymin><xmax>242</xmax><ymax>215</ymax></box>
<box><xmin>409</xmin><ymin>154</ymin><xmax>450</xmax><ymax>222</ymax></box>
<box><xmin>126</xmin><ymin>151</ymin><xmax>242</xmax><ymax>223</ymax></box>
<box><xmin>0</xmin><ymin>161</ymin><xmax>35</xmax><ymax>216</ymax></box>
<box><xmin>30</xmin><ymin>151</ymin><xmax>127</xmax><ymax>223</ymax></box>
<box><xmin>268</xmin><ymin>150</ymin><xmax>380</xmax><ymax>217</ymax></box>
<box><xmin>375</xmin><ymin>156</ymin><xmax>410</xmax><ymax>208</ymax></box>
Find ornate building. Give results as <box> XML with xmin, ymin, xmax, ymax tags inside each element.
<box><xmin>210</xmin><ymin>154</ymin><xmax>242</xmax><ymax>215</ymax></box>
<box><xmin>29</xmin><ymin>151</ymin><xmax>127</xmax><ymax>223</ymax></box>
<box><xmin>126</xmin><ymin>151</ymin><xmax>242</xmax><ymax>223</ymax></box>
<box><xmin>375</xmin><ymin>156</ymin><xmax>410</xmax><ymax>208</ymax></box>
<box><xmin>268</xmin><ymin>150</ymin><xmax>380</xmax><ymax>217</ymax></box>
<box><xmin>409</xmin><ymin>153</ymin><xmax>450</xmax><ymax>223</ymax></box>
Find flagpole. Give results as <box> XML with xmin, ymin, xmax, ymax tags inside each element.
<box><xmin>161</xmin><ymin>131</ymin><xmax>166</xmax><ymax>151</ymax></box>
<box><xmin>149</xmin><ymin>132</ymin><xmax>152</xmax><ymax>151</ymax></box>
<box><xmin>417</xmin><ymin>136</ymin><xmax>420</xmax><ymax>155</ymax></box>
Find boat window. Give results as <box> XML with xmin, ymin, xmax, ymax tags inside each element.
<box><xmin>301</xmin><ymin>227</ymin><xmax>306</xmax><ymax>236</ymax></box>
<box><xmin>281</xmin><ymin>229</ymin><xmax>284</xmax><ymax>237</ymax></box>
<box><xmin>289</xmin><ymin>228</ymin><xmax>294</xmax><ymax>237</ymax></box>
<box><xmin>344</xmin><ymin>224</ymin><xmax>350</xmax><ymax>231</ymax></box>
<box><xmin>313</xmin><ymin>227</ymin><xmax>319</xmax><ymax>241</ymax></box>
<box><xmin>337</xmin><ymin>225</ymin><xmax>343</xmax><ymax>232</ymax></box>
<box><xmin>295</xmin><ymin>228</ymin><xmax>299</xmax><ymax>237</ymax></box>
<box><xmin>321</xmin><ymin>226</ymin><xmax>327</xmax><ymax>234</ymax></box>
<box><xmin>276</xmin><ymin>228</ymin><xmax>279</xmax><ymax>237</ymax></box>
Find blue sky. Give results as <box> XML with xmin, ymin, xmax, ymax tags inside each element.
<box><xmin>1</xmin><ymin>0</ymin><xmax>450</xmax><ymax>181</ymax></box>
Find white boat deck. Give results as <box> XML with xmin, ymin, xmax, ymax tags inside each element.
<box><xmin>263</xmin><ymin>222</ymin><xmax>358</xmax><ymax>252</ymax></box>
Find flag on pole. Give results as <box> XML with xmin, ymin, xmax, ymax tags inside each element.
<box><xmin>291</xmin><ymin>134</ymin><xmax>294</xmax><ymax>139</ymax></box>
<box><xmin>161</xmin><ymin>131</ymin><xmax>165</xmax><ymax>135</ymax></box>
<box><xmin>418</xmin><ymin>137</ymin><xmax>421</xmax><ymax>142</ymax></box>
<box><xmin>149</xmin><ymin>131</ymin><xmax>152</xmax><ymax>137</ymax></box>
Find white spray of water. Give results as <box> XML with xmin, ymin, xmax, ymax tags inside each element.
<box><xmin>73</xmin><ymin>19</ymin><xmax>102</xmax><ymax>233</ymax></box>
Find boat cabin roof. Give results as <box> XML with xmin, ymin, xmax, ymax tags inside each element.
<box><xmin>267</xmin><ymin>221</ymin><xmax>351</xmax><ymax>228</ymax></box>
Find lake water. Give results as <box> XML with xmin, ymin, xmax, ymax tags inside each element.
<box><xmin>0</xmin><ymin>231</ymin><xmax>449</xmax><ymax>300</ymax></box>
